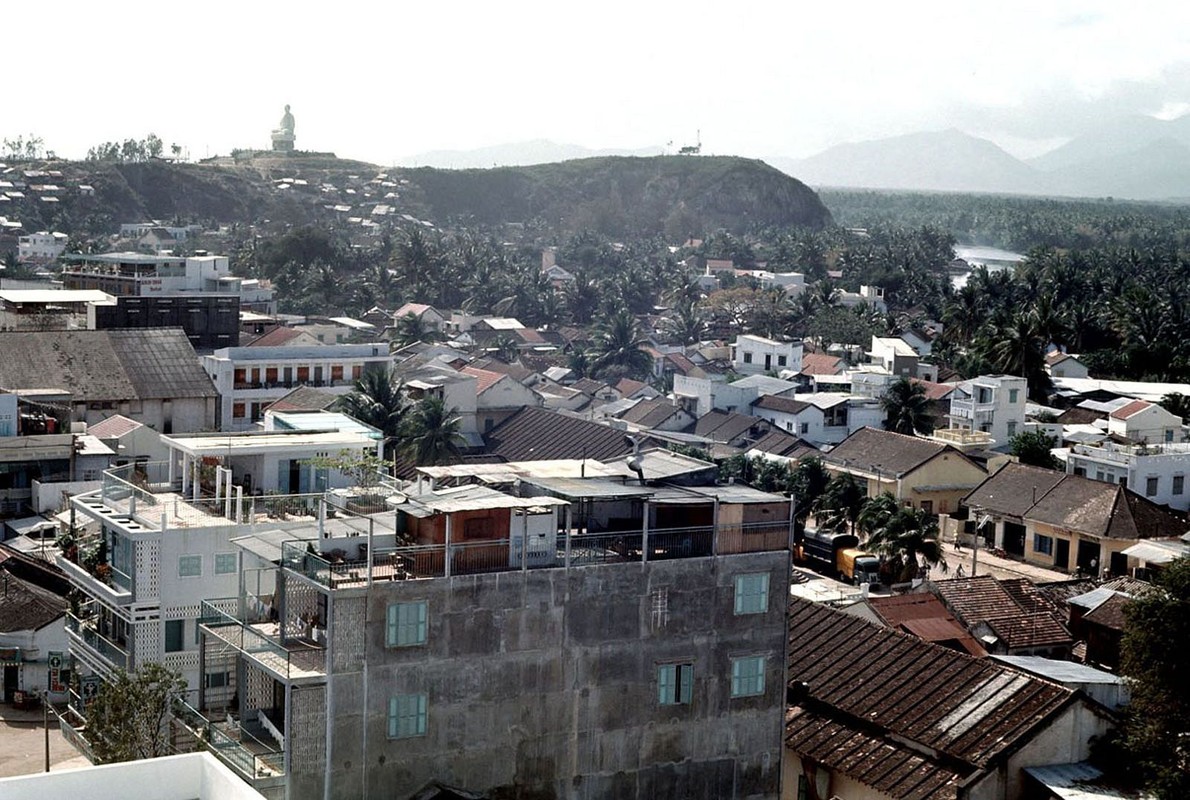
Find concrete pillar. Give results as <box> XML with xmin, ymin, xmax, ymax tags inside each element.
<box><xmin>564</xmin><ymin>505</ymin><xmax>572</xmax><ymax>569</ymax></box>
<box><xmin>521</xmin><ymin>511</ymin><xmax>529</xmax><ymax>572</ymax></box>
<box><xmin>641</xmin><ymin>500</ymin><xmax>650</xmax><ymax>565</ymax></box>
<box><xmin>444</xmin><ymin>514</ymin><xmax>453</xmax><ymax>578</ymax></box>
<box><xmin>214</xmin><ymin>466</ymin><xmax>223</xmax><ymax>506</ymax></box>
<box><xmin>167</xmin><ymin>452</ymin><xmax>176</xmax><ymax>487</ymax></box>
<box><xmin>181</xmin><ymin>453</ymin><xmax>190</xmax><ymax>497</ymax></box>
<box><xmin>994</xmin><ymin>521</ymin><xmax>1006</xmax><ymax>550</ymax></box>
<box><xmin>712</xmin><ymin>496</ymin><xmax>720</xmax><ymax>556</ymax></box>
<box><xmin>235</xmin><ymin>485</ymin><xmax>244</xmax><ymax>523</ymax></box>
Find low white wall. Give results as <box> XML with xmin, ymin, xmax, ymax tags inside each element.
<box><xmin>0</xmin><ymin>752</ymin><xmax>265</xmax><ymax>800</ymax></box>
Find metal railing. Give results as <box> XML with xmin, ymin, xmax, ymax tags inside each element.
<box><xmin>199</xmin><ymin>600</ymin><xmax>326</xmax><ymax>679</ymax></box>
<box><xmin>173</xmin><ymin>699</ymin><xmax>285</xmax><ymax>779</ymax></box>
<box><xmin>66</xmin><ymin>612</ymin><xmax>131</xmax><ymax>670</ymax></box>
<box><xmin>282</xmin><ymin>520</ymin><xmax>790</xmax><ymax>587</ymax></box>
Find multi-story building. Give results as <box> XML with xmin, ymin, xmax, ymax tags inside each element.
<box><xmin>730</xmin><ymin>334</ymin><xmax>802</xmax><ymax>376</ymax></box>
<box><xmin>185</xmin><ymin>474</ymin><xmax>793</xmax><ymax>799</ymax></box>
<box><xmin>1067</xmin><ymin>440</ymin><xmax>1190</xmax><ymax>511</ymax></box>
<box><xmin>945</xmin><ymin>374</ymin><xmax>1027</xmax><ymax>449</ymax></box>
<box><xmin>16</xmin><ymin>231</ymin><xmax>68</xmax><ymax>263</ymax></box>
<box><xmin>59</xmin><ymin>426</ymin><xmax>378</xmax><ymax>708</ymax></box>
<box><xmin>88</xmin><ymin>293</ymin><xmax>240</xmax><ymax>351</ymax></box>
<box><xmin>201</xmin><ymin>343</ymin><xmax>393</xmax><ymax>431</ymax></box>
<box><xmin>62</xmin><ymin>252</ymin><xmax>275</xmax><ymax>314</ymax></box>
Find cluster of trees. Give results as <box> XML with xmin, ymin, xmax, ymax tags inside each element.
<box><xmin>2</xmin><ymin>133</ymin><xmax>51</xmax><ymax>160</ymax></box>
<box><xmin>85</xmin><ymin>133</ymin><xmax>173</xmax><ymax>163</ymax></box>
<box><xmin>716</xmin><ymin>454</ymin><xmax>947</xmax><ymax>582</ymax></box>
<box><xmin>824</xmin><ymin>188</ymin><xmax>1190</xmax><ymax>253</ymax></box>
<box><xmin>336</xmin><ymin>372</ymin><xmax>465</xmax><ymax>466</ymax></box>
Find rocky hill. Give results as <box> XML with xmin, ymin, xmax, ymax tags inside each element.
<box><xmin>0</xmin><ymin>153</ymin><xmax>831</xmax><ymax>244</ymax></box>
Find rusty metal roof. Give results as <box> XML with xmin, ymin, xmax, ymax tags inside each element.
<box><xmin>787</xmin><ymin>598</ymin><xmax>1073</xmax><ymax>771</ymax></box>
<box><xmin>933</xmin><ymin>576</ymin><xmax>1074</xmax><ymax>652</ymax></box>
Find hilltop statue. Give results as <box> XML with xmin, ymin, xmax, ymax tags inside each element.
<box><xmin>271</xmin><ymin>104</ymin><xmax>296</xmax><ymax>153</ymax></box>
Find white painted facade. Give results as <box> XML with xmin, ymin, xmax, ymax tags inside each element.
<box><xmin>731</xmin><ymin>334</ymin><xmax>802</xmax><ymax>376</ymax></box>
<box><xmin>1108</xmin><ymin>402</ymin><xmax>1182</xmax><ymax>444</ymax></box>
<box><xmin>1067</xmin><ymin>441</ymin><xmax>1190</xmax><ymax>511</ymax></box>
<box><xmin>201</xmin><ymin>343</ymin><xmax>393</xmax><ymax>431</ymax></box>
<box><xmin>0</xmin><ymin>752</ymin><xmax>267</xmax><ymax>800</ymax></box>
<box><xmin>947</xmin><ymin>375</ymin><xmax>1027</xmax><ymax>449</ymax></box>
<box><xmin>17</xmin><ymin>231</ymin><xmax>67</xmax><ymax>262</ymax></box>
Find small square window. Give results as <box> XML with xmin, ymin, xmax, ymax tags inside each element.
<box><xmin>734</xmin><ymin>573</ymin><xmax>769</xmax><ymax>615</ymax></box>
<box><xmin>215</xmin><ymin>552</ymin><xmax>238</xmax><ymax>575</ymax></box>
<box><xmin>800</xmin><ymin>423</ymin><xmax>809</xmax><ymax>434</ymax></box>
<box><xmin>205</xmin><ymin>671</ymin><xmax>229</xmax><ymax>689</ymax></box>
<box><xmin>743</xmin><ymin>352</ymin><xmax>753</xmax><ymax>364</ymax></box>
<box><xmin>778</xmin><ymin>355</ymin><xmax>787</xmax><ymax>367</ymax></box>
<box><xmin>731</xmin><ymin>655</ymin><xmax>766</xmax><ymax>697</ymax></box>
<box><xmin>388</xmin><ymin>693</ymin><xmax>427</xmax><ymax>738</ymax></box>
<box><xmin>178</xmin><ymin>554</ymin><xmax>202</xmax><ymax>578</ymax></box>
<box><xmin>1033</xmin><ymin>533</ymin><xmax>1053</xmax><ymax>556</ymax></box>
<box><xmin>386</xmin><ymin>601</ymin><xmax>427</xmax><ymax>647</ymax></box>
<box><xmin>658</xmin><ymin>663</ymin><xmax>693</xmax><ymax>705</ymax></box>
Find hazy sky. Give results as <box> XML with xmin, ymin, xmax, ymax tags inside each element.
<box><xmin>6</xmin><ymin>1</ymin><xmax>1190</xmax><ymax>164</ymax></box>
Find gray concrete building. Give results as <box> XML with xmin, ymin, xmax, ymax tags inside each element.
<box><xmin>190</xmin><ymin>480</ymin><xmax>791</xmax><ymax>800</ymax></box>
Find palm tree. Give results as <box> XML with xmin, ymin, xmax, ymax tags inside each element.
<box><xmin>812</xmin><ymin>473</ymin><xmax>866</xmax><ymax>535</ymax></box>
<box><xmin>861</xmin><ymin>496</ymin><xmax>948</xmax><ymax>582</ymax></box>
<box><xmin>976</xmin><ymin>310</ymin><xmax>1051</xmax><ymax>402</ymax></box>
<box><xmin>335</xmin><ymin>371</ymin><xmax>406</xmax><ymax>460</ymax></box>
<box><xmin>392</xmin><ymin>313</ymin><xmax>436</xmax><ymax>347</ymax></box>
<box><xmin>401</xmin><ymin>396</ymin><xmax>465</xmax><ymax>466</ymax></box>
<box><xmin>591</xmin><ymin>309</ymin><xmax>653</xmax><ymax>380</ymax></box>
<box><xmin>880</xmin><ymin>378</ymin><xmax>932</xmax><ymax>435</ymax></box>
<box><xmin>661</xmin><ymin>298</ymin><xmax>706</xmax><ymax>345</ymax></box>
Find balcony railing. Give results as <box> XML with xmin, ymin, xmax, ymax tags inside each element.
<box><xmin>281</xmin><ymin>521</ymin><xmax>789</xmax><ymax>588</ymax></box>
<box><xmin>199</xmin><ymin>600</ymin><xmax>325</xmax><ymax>680</ymax></box>
<box><xmin>173</xmin><ymin>699</ymin><xmax>285</xmax><ymax>780</ymax></box>
<box><xmin>66</xmin><ymin>612</ymin><xmax>130</xmax><ymax>670</ymax></box>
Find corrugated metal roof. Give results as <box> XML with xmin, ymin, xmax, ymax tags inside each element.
<box><xmin>1025</xmin><ymin>762</ymin><xmax>1147</xmax><ymax>799</ymax></box>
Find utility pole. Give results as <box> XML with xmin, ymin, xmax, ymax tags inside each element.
<box><xmin>43</xmin><ymin>691</ymin><xmax>50</xmax><ymax>772</ymax></box>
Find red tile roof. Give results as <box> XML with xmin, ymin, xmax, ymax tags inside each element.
<box><xmin>1109</xmin><ymin>399</ymin><xmax>1151</xmax><ymax>420</ymax></box>
<box><xmin>459</xmin><ymin>366</ymin><xmax>505</xmax><ymax>394</ymax></box>
<box><xmin>800</xmin><ymin>352</ymin><xmax>842</xmax><ymax>376</ymax></box>
<box><xmin>246</xmin><ymin>326</ymin><xmax>306</xmax><ymax>347</ymax></box>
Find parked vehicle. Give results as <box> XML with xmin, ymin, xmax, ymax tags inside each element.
<box><xmin>796</xmin><ymin>528</ymin><xmax>881</xmax><ymax>585</ymax></box>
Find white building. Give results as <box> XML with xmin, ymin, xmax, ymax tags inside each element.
<box><xmin>868</xmin><ymin>335</ymin><xmax>920</xmax><ymax>378</ymax></box>
<box><xmin>61</xmin><ymin>252</ymin><xmax>276</xmax><ymax>314</ymax></box>
<box><xmin>17</xmin><ymin>231</ymin><xmax>68</xmax><ymax>263</ymax></box>
<box><xmin>946</xmin><ymin>375</ymin><xmax>1027</xmax><ymax>449</ymax></box>
<box><xmin>200</xmin><ymin>343</ymin><xmax>393</xmax><ymax>431</ymax></box>
<box><xmin>751</xmin><ymin>392</ymin><xmax>882</xmax><ymax>446</ymax></box>
<box><xmin>730</xmin><ymin>334</ymin><xmax>802</xmax><ymax>376</ymax></box>
<box><xmin>673</xmin><ymin>373</ymin><xmax>798</xmax><ymax>417</ymax></box>
<box><xmin>0</xmin><ymin>752</ymin><xmax>267</xmax><ymax>800</ymax></box>
<box><xmin>1107</xmin><ymin>399</ymin><xmax>1183</xmax><ymax>444</ymax></box>
<box><xmin>1067</xmin><ymin>441</ymin><xmax>1190</xmax><ymax>511</ymax></box>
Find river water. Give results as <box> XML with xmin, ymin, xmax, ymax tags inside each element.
<box><xmin>951</xmin><ymin>245</ymin><xmax>1026</xmax><ymax>289</ymax></box>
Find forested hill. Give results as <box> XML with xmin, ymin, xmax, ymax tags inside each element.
<box><xmin>4</xmin><ymin>154</ymin><xmax>830</xmax><ymax>241</ymax></box>
<box><xmin>397</xmin><ymin>156</ymin><xmax>833</xmax><ymax>236</ymax></box>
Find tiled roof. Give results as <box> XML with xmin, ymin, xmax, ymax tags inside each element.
<box><xmin>460</xmin><ymin>366</ymin><xmax>505</xmax><ymax>395</ymax></box>
<box><xmin>689</xmin><ymin>410</ymin><xmax>771</xmax><ymax>444</ymax></box>
<box><xmin>0</xmin><ymin>562</ymin><xmax>67</xmax><ymax>633</ymax></box>
<box><xmin>868</xmin><ymin>593</ymin><xmax>985</xmax><ymax>656</ymax></box>
<box><xmin>571</xmin><ymin>378</ymin><xmax>612</xmax><ymax>396</ymax></box>
<box><xmin>752</xmin><ymin>395</ymin><xmax>812</xmax><ymax>415</ymax></box>
<box><xmin>270</xmin><ymin>386</ymin><xmax>340</xmax><ymax>413</ymax></box>
<box><xmin>1109</xmin><ymin>399</ymin><xmax>1151</xmax><ymax>420</ymax></box>
<box><xmin>620</xmin><ymin>399</ymin><xmax>681</xmax><ymax>428</ymax></box>
<box><xmin>965</xmin><ymin>463</ymin><xmax>1067</xmax><ymax>520</ymax></box>
<box><xmin>824</xmin><ymin>427</ymin><xmax>958</xmax><ymax>477</ymax></box>
<box><xmin>0</xmin><ymin>330</ymin><xmax>216</xmax><ymax>401</ymax></box>
<box><xmin>800</xmin><ymin>352</ymin><xmax>842</xmax><ymax>376</ymax></box>
<box><xmin>933</xmin><ymin>575</ymin><xmax>1073</xmax><ymax>651</ymax></box>
<box><xmin>394</xmin><ymin>303</ymin><xmax>437</xmax><ymax>318</ymax></box>
<box><xmin>785</xmin><ymin>705</ymin><xmax>965</xmax><ymax>800</ymax></box>
<box><xmin>664</xmin><ymin>352</ymin><xmax>699</xmax><ymax>375</ymax></box>
<box><xmin>246</xmin><ymin>326</ymin><xmax>307</xmax><ymax>347</ymax></box>
<box><xmin>1055</xmin><ymin>407</ymin><xmax>1104</xmax><ymax>425</ymax></box>
<box><xmin>484</xmin><ymin>407</ymin><xmax>641</xmax><ymax>462</ymax></box>
<box><xmin>912</xmin><ymin>379</ymin><xmax>956</xmax><ymax>401</ymax></box>
<box><xmin>86</xmin><ymin>414</ymin><xmax>143</xmax><ymax>439</ymax></box>
<box><xmin>787</xmin><ymin>598</ymin><xmax>1072</xmax><ymax>771</ymax></box>
<box><xmin>614</xmin><ymin>378</ymin><xmax>647</xmax><ymax>397</ymax></box>
<box><xmin>471</xmin><ymin>358</ymin><xmax>535</xmax><ymax>384</ymax></box>
<box><xmin>1081</xmin><ymin>592</ymin><xmax>1130</xmax><ymax>631</ymax></box>
<box><xmin>751</xmin><ymin>431</ymin><xmax>818</xmax><ymax>459</ymax></box>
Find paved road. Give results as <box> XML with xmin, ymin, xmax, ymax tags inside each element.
<box><xmin>930</xmin><ymin>544</ymin><xmax>1070</xmax><ymax>584</ymax></box>
<box><xmin>0</xmin><ymin>707</ymin><xmax>90</xmax><ymax>778</ymax></box>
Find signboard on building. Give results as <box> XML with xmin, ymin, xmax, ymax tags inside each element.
<box><xmin>81</xmin><ymin>675</ymin><xmax>102</xmax><ymax>705</ymax></box>
<box><xmin>48</xmin><ymin>650</ymin><xmax>64</xmax><ymax>691</ymax></box>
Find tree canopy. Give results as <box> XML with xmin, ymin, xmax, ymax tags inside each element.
<box><xmin>86</xmin><ymin>663</ymin><xmax>186</xmax><ymax>764</ymax></box>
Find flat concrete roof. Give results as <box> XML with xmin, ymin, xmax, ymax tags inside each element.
<box><xmin>517</xmin><ymin>476</ymin><xmax>655</xmax><ymax>501</ymax></box>
<box><xmin>0</xmin><ymin>289</ymin><xmax>115</xmax><ymax>304</ymax></box>
<box><xmin>164</xmin><ymin>430</ymin><xmax>376</xmax><ymax>455</ymax></box>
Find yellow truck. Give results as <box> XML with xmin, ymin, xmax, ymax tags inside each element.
<box><xmin>836</xmin><ymin>547</ymin><xmax>881</xmax><ymax>586</ymax></box>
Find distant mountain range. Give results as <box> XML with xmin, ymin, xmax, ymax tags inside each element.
<box><xmin>773</xmin><ymin>116</ymin><xmax>1190</xmax><ymax>200</ymax></box>
<box><xmin>398</xmin><ymin>139</ymin><xmax>664</xmax><ymax>169</ymax></box>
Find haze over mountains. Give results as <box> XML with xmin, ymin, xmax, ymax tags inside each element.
<box><xmin>777</xmin><ymin>113</ymin><xmax>1190</xmax><ymax>200</ymax></box>
<box><xmin>399</xmin><ymin>114</ymin><xmax>1190</xmax><ymax>202</ymax></box>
